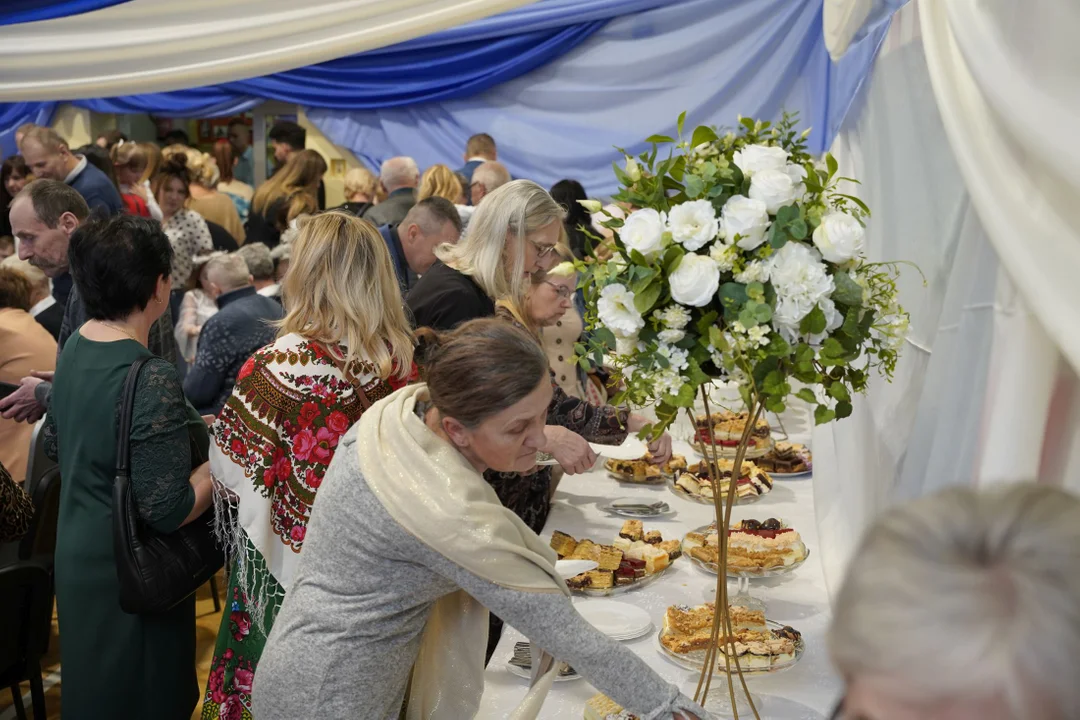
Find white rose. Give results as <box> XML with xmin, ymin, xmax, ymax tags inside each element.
<box><xmin>748</xmin><ymin>169</ymin><xmax>798</xmax><ymax>215</ymax></box>
<box><xmin>733</xmin><ymin>144</ymin><xmax>788</xmax><ymax>177</ymax></box>
<box><xmin>667</xmin><ymin>199</ymin><xmax>719</xmax><ymax>251</ymax></box>
<box><xmin>719</xmin><ymin>195</ymin><xmax>770</xmax><ymax>250</ymax></box>
<box><xmin>669</xmin><ymin>254</ymin><xmax>720</xmax><ymax>307</ymax></box>
<box><xmin>597</xmin><ymin>284</ymin><xmax>645</xmax><ymax>338</ymax></box>
<box><xmin>658</xmin><ymin>328</ymin><xmax>686</xmax><ymax>344</ymax></box>
<box><xmin>625</xmin><ymin>157</ymin><xmax>642</xmax><ymax>182</ymax></box>
<box><xmin>619</xmin><ymin>208</ymin><xmax>666</xmax><ymax>257</ymax></box>
<box><xmin>615</xmin><ymin>334</ymin><xmax>642</xmax><ymax>357</ymax></box>
<box><xmin>709</xmin><ymin>242</ymin><xmax>738</xmax><ymax>272</ymax></box>
<box><xmin>784</xmin><ymin>163</ymin><xmax>808</xmax><ymax>201</ymax></box>
<box><xmin>812</xmin><ymin>212</ymin><xmax>865</xmax><ymax>264</ymax></box>
<box><xmin>767</xmin><ymin>241</ymin><xmax>835</xmax><ymax>340</ymax></box>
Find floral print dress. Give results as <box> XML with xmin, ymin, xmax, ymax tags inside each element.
<box><xmin>201</xmin><ymin>334</ymin><xmax>404</xmax><ymax>720</ymax></box>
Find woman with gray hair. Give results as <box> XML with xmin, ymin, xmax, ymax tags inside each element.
<box><xmin>828</xmin><ymin>483</ymin><xmax>1080</xmax><ymax>720</ymax></box>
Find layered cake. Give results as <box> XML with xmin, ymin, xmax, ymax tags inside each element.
<box><xmin>660</xmin><ymin>603</ymin><xmax>802</xmax><ymax>670</ymax></box>
<box><xmin>584</xmin><ymin>693</ymin><xmax>640</xmax><ymax>720</ymax></box>
<box><xmin>552</xmin><ymin>526</ymin><xmax>680</xmax><ymax>591</ymax></box>
<box><xmin>693</xmin><ymin>411</ymin><xmax>772</xmax><ymax>458</ymax></box>
<box><xmin>686</xmin><ymin>518</ymin><xmax>807</xmax><ymax>571</ymax></box>
<box><xmin>605</xmin><ymin>453</ymin><xmax>687</xmax><ymax>480</ymax></box>
<box><xmin>674</xmin><ymin>459</ymin><xmax>773</xmax><ymax>501</ymax></box>
<box><xmin>757</xmin><ymin>442</ymin><xmax>812</xmax><ymax>474</ymax></box>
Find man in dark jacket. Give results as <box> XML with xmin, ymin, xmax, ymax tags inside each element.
<box><xmin>376</xmin><ymin>197</ymin><xmax>462</xmax><ymax>296</ymax></box>
<box><xmin>455</xmin><ymin>133</ymin><xmax>498</xmax><ymax>192</ymax></box>
<box><xmin>184</xmin><ymin>253</ymin><xmax>283</xmax><ymax>415</ymax></box>
<box><xmin>362</xmin><ymin>156</ymin><xmax>419</xmax><ymax>228</ymax></box>
<box><xmin>19</xmin><ymin>127</ymin><xmax>123</xmax><ymax>215</ymax></box>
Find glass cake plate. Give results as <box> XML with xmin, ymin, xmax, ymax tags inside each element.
<box><xmin>682</xmin><ymin>524</ymin><xmax>810</xmax><ymax>577</ymax></box>
<box><xmin>569</xmin><ymin>562</ymin><xmax>672</xmax><ymax>598</ymax></box>
<box><xmin>768</xmin><ymin>468</ymin><xmax>812</xmax><ymax>479</ymax></box>
<box><xmin>666</xmin><ymin>477</ymin><xmax>763</xmax><ymax>506</ymax></box>
<box><xmin>656</xmin><ymin>620</ymin><xmax>805</xmax><ymax>676</ymax></box>
<box><xmin>685</xmin><ymin>436</ymin><xmax>773</xmax><ymax>459</ymax></box>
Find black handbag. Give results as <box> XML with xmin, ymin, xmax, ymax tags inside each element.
<box><xmin>112</xmin><ymin>357</ymin><xmax>224</xmax><ymax>614</ymax></box>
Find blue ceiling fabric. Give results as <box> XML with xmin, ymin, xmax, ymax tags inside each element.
<box><xmin>0</xmin><ymin>0</ymin><xmax>131</xmax><ymax>27</ymax></box>
<box><xmin>310</xmin><ymin>0</ymin><xmax>891</xmax><ymax>195</ymax></box>
<box><xmin>0</xmin><ymin>102</ymin><xmax>58</xmax><ymax>158</ymax></box>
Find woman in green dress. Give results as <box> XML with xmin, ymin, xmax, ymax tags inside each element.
<box><xmin>43</xmin><ymin>214</ymin><xmax>214</xmax><ymax>719</ymax></box>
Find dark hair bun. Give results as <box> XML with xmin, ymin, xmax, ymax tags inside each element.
<box><xmin>413</xmin><ymin>327</ymin><xmax>443</xmax><ymax>375</ymax></box>
<box><xmin>164</xmin><ymin>154</ymin><xmax>188</xmax><ymax>170</ymax></box>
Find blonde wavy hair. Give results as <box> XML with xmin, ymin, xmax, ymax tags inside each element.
<box><xmin>344</xmin><ymin>166</ymin><xmax>378</xmax><ymax>202</ymax></box>
<box><xmin>437</xmin><ymin>179</ymin><xmax>564</xmax><ymax>308</ymax></box>
<box><xmin>278</xmin><ymin>211</ymin><xmax>414</xmax><ymax>381</ymax></box>
<box><xmin>163</xmin><ymin>144</ymin><xmax>219</xmax><ymax>188</ymax></box>
<box><xmin>252</xmin><ymin>149</ymin><xmax>326</xmax><ymax>218</ymax></box>
<box><xmin>417</xmin><ymin>164</ymin><xmax>463</xmax><ymax>203</ymax></box>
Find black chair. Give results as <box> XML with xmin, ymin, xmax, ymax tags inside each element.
<box><xmin>0</xmin><ymin>560</ymin><xmax>51</xmax><ymax>720</ymax></box>
<box><xmin>18</xmin><ymin>467</ymin><xmax>61</xmax><ymax>570</ymax></box>
<box><xmin>23</xmin><ymin>420</ymin><xmax>56</xmax><ymax>500</ymax></box>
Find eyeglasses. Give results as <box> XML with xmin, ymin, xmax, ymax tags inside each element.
<box><xmin>543</xmin><ymin>280</ymin><xmax>573</xmax><ymax>299</ymax></box>
<box><xmin>531</xmin><ymin>240</ymin><xmax>557</xmax><ymax>259</ymax></box>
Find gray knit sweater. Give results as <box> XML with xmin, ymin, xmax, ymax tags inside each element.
<box><xmin>252</xmin><ymin>425</ymin><xmax>705</xmax><ymax>719</ymax></box>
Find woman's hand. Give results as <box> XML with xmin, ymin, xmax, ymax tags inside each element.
<box><xmin>646</xmin><ymin>432</ymin><xmax>673</xmax><ymax>464</ymax></box>
<box><xmin>543</xmin><ymin>426</ymin><xmax>597</xmax><ymax>474</ymax></box>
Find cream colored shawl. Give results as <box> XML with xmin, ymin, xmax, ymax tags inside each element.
<box><xmin>355</xmin><ymin>383</ymin><xmax>570</xmax><ymax>719</ymax></box>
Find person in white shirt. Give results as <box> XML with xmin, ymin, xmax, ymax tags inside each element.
<box><xmin>174</xmin><ymin>252</ymin><xmax>224</xmax><ymax>365</ymax></box>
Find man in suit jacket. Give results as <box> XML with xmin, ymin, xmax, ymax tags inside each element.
<box><xmin>362</xmin><ymin>156</ymin><xmax>419</xmax><ymax>228</ymax></box>
<box><xmin>19</xmin><ymin>126</ymin><xmax>123</xmax><ymax>216</ymax></box>
<box><xmin>455</xmin><ymin>133</ymin><xmax>498</xmax><ymax>193</ymax></box>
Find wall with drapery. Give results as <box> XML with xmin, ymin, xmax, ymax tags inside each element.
<box><xmin>311</xmin><ymin>0</ymin><xmax>890</xmax><ymax>195</ymax></box>
<box><xmin>812</xmin><ymin>0</ymin><xmax>1080</xmax><ymax>601</ymax></box>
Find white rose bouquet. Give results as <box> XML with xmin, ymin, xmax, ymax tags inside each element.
<box><xmin>579</xmin><ymin>112</ymin><xmax>911</xmax><ymax>432</ymax></box>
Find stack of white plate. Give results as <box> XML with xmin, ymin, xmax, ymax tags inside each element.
<box><xmin>573</xmin><ymin>598</ymin><xmax>653</xmax><ymax>641</ymax></box>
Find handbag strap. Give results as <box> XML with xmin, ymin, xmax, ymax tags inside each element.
<box><xmin>318</xmin><ymin>342</ymin><xmax>373</xmax><ymax>410</ymax></box>
<box><xmin>115</xmin><ymin>357</ymin><xmax>152</xmax><ymax>480</ymax></box>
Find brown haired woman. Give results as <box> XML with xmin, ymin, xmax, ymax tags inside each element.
<box><xmin>153</xmin><ymin>157</ymin><xmax>212</xmax><ymax>322</ymax></box>
<box><xmin>246</xmin><ymin>149</ymin><xmax>326</xmax><ymax>249</ymax></box>
<box><xmin>214</xmin><ymin>139</ymin><xmax>254</xmax><ymax>225</ymax></box>
<box><xmin>111</xmin><ymin>141</ymin><xmax>153</xmax><ymax>218</ymax></box>
<box><xmin>200</xmin><ymin>211</ymin><xmax>415</xmax><ymax>719</ymax></box>
<box><xmin>252</xmin><ymin>318</ymin><xmax>706</xmax><ymax>720</ymax></box>
<box><xmin>0</xmin><ymin>155</ymin><xmax>31</xmax><ymax>239</ymax></box>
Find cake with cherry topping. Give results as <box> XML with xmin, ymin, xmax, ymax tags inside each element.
<box><xmin>685</xmin><ymin>518</ymin><xmax>807</xmax><ymax>572</ymax></box>
<box><xmin>673</xmin><ymin>459</ymin><xmax>773</xmax><ymax>501</ymax></box>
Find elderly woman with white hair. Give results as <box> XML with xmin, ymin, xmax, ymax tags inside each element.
<box><xmin>828</xmin><ymin>483</ymin><xmax>1080</xmax><ymax>720</ymax></box>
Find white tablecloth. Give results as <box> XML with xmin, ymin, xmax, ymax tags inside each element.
<box><xmin>477</xmin><ymin>405</ymin><xmax>839</xmax><ymax>719</ymax></box>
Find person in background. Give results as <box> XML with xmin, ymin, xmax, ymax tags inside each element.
<box><xmin>110</xmin><ymin>141</ymin><xmax>153</xmax><ymax>217</ymax></box>
<box><xmin>19</xmin><ymin>127</ymin><xmax>123</xmax><ymax>215</ymax></box>
<box><xmin>252</xmin><ymin>319</ymin><xmax>706</xmax><ymax>720</ymax></box>
<box><xmin>362</xmin><ymin>156</ymin><xmax>419</xmax><ymax>228</ymax></box>
<box><xmin>235</xmin><ymin>241</ymin><xmax>280</xmax><ymax>301</ymax></box>
<box><xmin>0</xmin><ymin>267</ymin><xmax>56</xmax><ymax>483</ymax></box>
<box><xmin>470</xmin><ymin>160</ymin><xmax>511</xmax><ymax>207</ymax></box>
<box><xmin>173</xmin><ymin>252</ymin><xmax>222</xmax><ymax>366</ymax></box>
<box><xmin>533</xmin><ymin>259</ymin><xmax>607</xmax><ymax>404</ymax></box>
<box><xmin>2</xmin><ymin>256</ymin><xmax>63</xmax><ymax>339</ymax></box>
<box><xmin>44</xmin><ymin>214</ymin><xmax>212</xmax><ymax>719</ymax></box>
<box><xmin>215</xmin><ymin>139</ymin><xmax>253</xmax><ymax>224</ymax></box>
<box><xmin>268</xmin><ymin>120</ymin><xmax>325</xmax><ymax>209</ymax></box>
<box><xmin>183</xmin><ymin>253</ymin><xmax>283</xmax><ymax>416</ymax></box>
<box><xmin>0</xmin><ymin>460</ymin><xmax>33</xmax><ymax>542</ymax></box>
<box><xmin>337</xmin><ymin>166</ymin><xmax>379</xmax><ymax>217</ymax></box>
<box><xmin>162</xmin><ymin>128</ymin><xmax>190</xmax><ymax>147</ymax></box>
<box><xmin>14</xmin><ymin>123</ymin><xmax>40</xmax><ymax>150</ymax></box>
<box><xmin>0</xmin><ymin>236</ymin><xmax>12</xmax><ymax>262</ymax></box>
<box><xmin>271</xmin><ymin>241</ymin><xmax>291</xmax><ymax>284</ymax></box>
<box><xmin>246</xmin><ymin>150</ymin><xmax>325</xmax><ymax>249</ymax></box>
<box><xmin>829</xmin><ymin>483</ymin><xmax>1080</xmax><ymax>720</ymax></box>
<box><xmin>154</xmin><ymin>157</ymin><xmax>213</xmax><ymax>323</ymax></box>
<box><xmin>94</xmin><ymin>129</ymin><xmax>127</xmax><ymax>150</ymax></box>
<box><xmin>377</xmin><ymin>196</ymin><xmax>463</xmax><ymax>296</ymax></box>
<box><xmin>0</xmin><ymin>180</ymin><xmax>177</xmax><ymax>425</ymax></box>
<box><xmin>550</xmin><ymin>179</ymin><xmax>592</xmax><ymax>260</ymax></box>
<box><xmin>164</xmin><ymin>145</ymin><xmax>245</xmax><ymax>246</ymax></box>
<box><xmin>456</xmin><ymin>132</ymin><xmax>497</xmax><ymax>189</ymax></box>
<box><xmin>1</xmin><ymin>155</ymin><xmax>31</xmax><ymax>240</ymax></box>
<box><xmin>418</xmin><ymin>163</ymin><xmax>473</xmax><ymax>229</ymax></box>
<box><xmin>227</xmin><ymin>118</ymin><xmax>254</xmax><ymax>187</ymax></box>
<box><xmin>137</xmin><ymin>141</ymin><xmax>164</xmax><ymax>221</ymax></box>
<box><xmin>75</xmin><ymin>144</ymin><xmax>123</xmax><ymax>197</ymax></box>
<box><xmin>200</xmin><ymin>211</ymin><xmax>415</xmax><ymax>719</ymax></box>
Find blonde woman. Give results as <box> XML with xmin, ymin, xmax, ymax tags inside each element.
<box><xmin>419</xmin><ymin>163</ymin><xmax>473</xmax><ymax>229</ymax></box>
<box><xmin>202</xmin><ymin>211</ymin><xmax>415</xmax><ymax>719</ymax></box>
<box><xmin>246</xmin><ymin>149</ymin><xmax>326</xmax><ymax>249</ymax></box>
<box><xmin>338</xmin><ymin>166</ymin><xmax>378</xmax><ymax>217</ymax></box>
<box><xmin>110</xmin><ymin>142</ymin><xmax>155</xmax><ymax>218</ymax></box>
<box><xmin>163</xmin><ymin>144</ymin><xmax>245</xmax><ymax>245</ymax></box>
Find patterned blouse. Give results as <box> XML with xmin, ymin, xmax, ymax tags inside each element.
<box><xmin>0</xmin><ymin>460</ymin><xmax>33</xmax><ymax>544</ymax></box>
<box><xmin>163</xmin><ymin>208</ymin><xmax>213</xmax><ymax>287</ymax></box>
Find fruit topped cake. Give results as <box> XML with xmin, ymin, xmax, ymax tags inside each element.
<box><xmin>673</xmin><ymin>458</ymin><xmax>773</xmax><ymax>501</ymax></box>
<box><xmin>551</xmin><ymin>524</ymin><xmax>681</xmax><ymax>592</ymax></box>
<box><xmin>693</xmin><ymin>410</ymin><xmax>772</xmax><ymax>458</ymax></box>
<box><xmin>685</xmin><ymin>518</ymin><xmax>808</xmax><ymax>571</ymax></box>
<box><xmin>757</xmin><ymin>442</ymin><xmax>812</xmax><ymax>474</ymax></box>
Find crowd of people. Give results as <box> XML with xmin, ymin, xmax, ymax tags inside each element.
<box><xmin>0</xmin><ymin>117</ymin><xmax>1076</xmax><ymax>720</ymax></box>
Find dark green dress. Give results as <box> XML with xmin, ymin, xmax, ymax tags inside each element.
<box><xmin>44</xmin><ymin>331</ymin><xmax>208</xmax><ymax>719</ymax></box>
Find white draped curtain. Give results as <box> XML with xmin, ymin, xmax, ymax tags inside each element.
<box><xmin>0</xmin><ymin>0</ymin><xmax>536</xmax><ymax>100</ymax></box>
<box><xmin>813</xmin><ymin>0</ymin><xmax>1080</xmax><ymax>600</ymax></box>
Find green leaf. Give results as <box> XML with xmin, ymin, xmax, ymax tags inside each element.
<box><xmin>739</xmin><ymin>117</ymin><xmax>756</xmax><ymax>132</ymax></box>
<box><xmin>765</xmin><ymin>334</ymin><xmax>791</xmax><ymax>357</ymax></box>
<box><xmin>763</xmin><ymin>370</ymin><xmax>785</xmax><ymax>393</ymax></box>
<box><xmin>686</xmin><ymin>358</ymin><xmax>710</xmax><ymax>386</ymax></box>
<box><xmin>832</xmin><ymin>271</ymin><xmax>864</xmax><ymax>307</ymax></box>
<box><xmin>612</xmin><ymin>161</ymin><xmax>630</xmax><ymax>186</ymax></box>
<box><xmin>746</xmin><ymin>281</ymin><xmax>765</xmax><ymax>301</ymax></box>
<box><xmin>578</xmin><ymin>356</ymin><xmax>591</xmax><ymax>371</ymax></box>
<box><xmin>709</xmin><ymin>325</ymin><xmax>727</xmax><ymax>352</ymax></box>
<box><xmin>834</xmin><ymin>400</ymin><xmax>853</xmax><ymax>420</ymax></box>
<box><xmin>825</xmin><ymin>153</ymin><xmax>838</xmax><ymax>180</ymax></box>
<box><xmin>677</xmin><ymin>111</ymin><xmax>687</xmax><ymax>138</ymax></box>
<box><xmin>835</xmin><ymin>193</ymin><xmax>870</xmax><ymax>215</ymax></box>
<box><xmin>633</xmin><ymin>281</ymin><xmax>662</xmax><ymax>314</ymax></box>
<box><xmin>670</xmin><ymin>383</ymin><xmax>696</xmax><ymax>408</ymax></box>
<box><xmin>776</xmin><ymin>205</ymin><xmax>800</xmax><ymax>227</ymax></box>
<box><xmin>795</xmin><ymin>388</ymin><xmax>817</xmax><ymax>404</ymax></box>
<box><xmin>788</xmin><ymin>219</ymin><xmax>808</xmax><ymax>240</ymax></box>
<box><xmin>669</xmin><ymin>156</ymin><xmax>687</xmax><ymax>182</ymax></box>
<box><xmin>768</xmin><ymin>221</ymin><xmax>787</xmax><ymax>249</ymax></box>
<box><xmin>645</xmin><ymin>134</ymin><xmax>675</xmax><ymax>144</ymax></box>
<box><xmin>738</xmin><ymin>306</ymin><xmax>759</xmax><ymax>329</ymax></box>
<box><xmin>691</xmin><ymin>125</ymin><xmax>719</xmax><ymax>149</ymax></box>
<box><xmin>662</xmin><ymin>245</ymin><xmax>686</xmax><ymax>274</ymax></box>
<box><xmin>629</xmin><ymin>249</ymin><xmax>649</xmax><ymax>266</ymax></box>
<box><xmin>821</xmin><ymin>337</ymin><xmax>845</xmax><ymax>359</ymax></box>
<box><xmin>630</xmin><ymin>268</ymin><xmax>658</xmax><ymax>295</ymax></box>
<box><xmin>684</xmin><ymin>174</ymin><xmax>705</xmax><ymax>199</ymax></box>
<box><xmin>718</xmin><ymin>282</ymin><xmax>749</xmax><ymax>322</ymax></box>
<box><xmin>696</xmin><ymin>310</ymin><xmax>718</xmax><ymax>336</ymax></box>
<box><xmin>800</xmin><ymin>306</ymin><xmax>827</xmax><ymax>335</ymax></box>
<box><xmin>827</xmin><ymin>382</ymin><xmax>851</xmax><ymax>402</ymax></box>
<box><xmin>753</xmin><ymin>302</ymin><xmax>773</xmax><ymax>323</ymax></box>
<box><xmin>592</xmin><ymin>326</ymin><xmax>616</xmax><ymax>350</ymax></box>
<box><xmin>764</xmin><ymin>394</ymin><xmax>786</xmax><ymax>414</ymax></box>
<box><xmin>814</xmin><ymin>405</ymin><xmax>836</xmax><ymax>425</ymax></box>
<box><xmin>794</xmin><ymin>342</ymin><xmax>815</xmax><ymax>364</ymax></box>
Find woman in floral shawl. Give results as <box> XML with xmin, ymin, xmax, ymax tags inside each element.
<box><xmin>201</xmin><ymin>212</ymin><xmax>415</xmax><ymax>719</ymax></box>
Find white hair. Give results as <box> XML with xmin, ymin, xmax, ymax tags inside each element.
<box><xmin>472</xmin><ymin>161</ymin><xmax>511</xmax><ymax>192</ymax></box>
<box><xmin>829</xmin><ymin>483</ymin><xmax>1080</xmax><ymax>718</ymax></box>
<box><xmin>205</xmin><ymin>254</ymin><xmax>251</xmax><ymax>292</ymax></box>
<box><xmin>435</xmin><ymin>179</ymin><xmax>563</xmax><ymax>306</ymax></box>
<box><xmin>234</xmin><ymin>242</ymin><xmax>274</xmax><ymax>281</ymax></box>
<box><xmin>380</xmin><ymin>156</ymin><xmax>419</xmax><ymax>192</ymax></box>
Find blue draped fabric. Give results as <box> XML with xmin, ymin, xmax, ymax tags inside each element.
<box><xmin>0</xmin><ymin>0</ymin><xmax>131</xmax><ymax>27</ymax></box>
<box><xmin>0</xmin><ymin>102</ymin><xmax>58</xmax><ymax>158</ymax></box>
<box><xmin>311</xmin><ymin>0</ymin><xmax>891</xmax><ymax>195</ymax></box>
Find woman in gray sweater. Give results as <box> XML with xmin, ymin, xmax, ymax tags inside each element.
<box><xmin>253</xmin><ymin>319</ymin><xmax>706</xmax><ymax>719</ymax></box>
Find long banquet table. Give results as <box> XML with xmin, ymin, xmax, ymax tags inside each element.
<box><xmin>478</xmin><ymin>404</ymin><xmax>839</xmax><ymax>719</ymax></box>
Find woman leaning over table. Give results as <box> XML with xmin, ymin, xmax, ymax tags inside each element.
<box><xmin>43</xmin><ymin>214</ymin><xmax>213</xmax><ymax>719</ymax></box>
<box><xmin>253</xmin><ymin>319</ymin><xmax>707</xmax><ymax>720</ymax></box>
<box><xmin>201</xmin><ymin>211</ymin><xmax>415</xmax><ymax>719</ymax></box>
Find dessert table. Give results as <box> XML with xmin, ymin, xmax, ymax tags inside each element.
<box><xmin>478</xmin><ymin>403</ymin><xmax>840</xmax><ymax>719</ymax></box>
